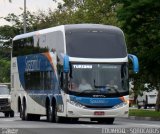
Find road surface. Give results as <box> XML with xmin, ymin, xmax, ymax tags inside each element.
<box><xmin>0</xmin><ymin>113</ymin><xmax>160</xmax><ymax>134</ymax></box>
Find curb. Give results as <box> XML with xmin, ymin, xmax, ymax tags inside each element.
<box><xmin>129</xmin><ymin>116</ymin><xmax>160</xmax><ymax>121</ymax></box>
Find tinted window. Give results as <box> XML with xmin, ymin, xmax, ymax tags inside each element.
<box><xmin>24</xmin><ymin>71</ymin><xmax>55</xmax><ymax>90</ymax></box>
<box><xmin>66</xmin><ymin>30</ymin><xmax>127</xmax><ymax>58</ymax></box>
<box><xmin>12</xmin><ymin>37</ymin><xmax>48</xmax><ymax>57</ymax></box>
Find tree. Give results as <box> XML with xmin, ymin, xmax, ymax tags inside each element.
<box><xmin>114</xmin><ymin>0</ymin><xmax>160</xmax><ymax>111</ymax></box>
<box><xmin>57</xmin><ymin>0</ymin><xmax>119</xmax><ymax>25</ymax></box>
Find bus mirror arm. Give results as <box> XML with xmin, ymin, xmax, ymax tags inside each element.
<box><xmin>63</xmin><ymin>55</ymin><xmax>69</xmax><ymax>73</ymax></box>
<box><xmin>128</xmin><ymin>54</ymin><xmax>139</xmax><ymax>73</ymax></box>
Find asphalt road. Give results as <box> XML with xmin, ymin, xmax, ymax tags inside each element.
<box><xmin>0</xmin><ymin>113</ymin><xmax>160</xmax><ymax>134</ymax></box>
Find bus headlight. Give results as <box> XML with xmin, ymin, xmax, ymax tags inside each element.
<box><xmin>69</xmin><ymin>100</ymin><xmax>86</xmax><ymax>108</ymax></box>
<box><xmin>113</xmin><ymin>102</ymin><xmax>128</xmax><ymax>109</ymax></box>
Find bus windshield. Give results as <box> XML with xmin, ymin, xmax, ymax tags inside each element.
<box><xmin>68</xmin><ymin>63</ymin><xmax>128</xmax><ymax>96</ymax></box>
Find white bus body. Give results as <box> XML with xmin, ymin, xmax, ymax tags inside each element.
<box><xmin>11</xmin><ymin>24</ymin><xmax>138</xmax><ymax>124</ymax></box>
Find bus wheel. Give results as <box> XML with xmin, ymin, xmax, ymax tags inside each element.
<box><xmin>47</xmin><ymin>106</ymin><xmax>54</xmax><ymax>122</ymax></box>
<box><xmin>21</xmin><ymin>101</ymin><xmax>29</xmax><ymax>120</ymax></box>
<box><xmin>53</xmin><ymin>105</ymin><xmax>62</xmax><ymax>123</ymax></box>
<box><xmin>21</xmin><ymin>104</ymin><xmax>26</xmax><ymax>120</ymax></box>
<box><xmin>20</xmin><ymin>105</ymin><xmax>23</xmax><ymax>119</ymax></box>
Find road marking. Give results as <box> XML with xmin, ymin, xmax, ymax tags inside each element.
<box><xmin>135</xmin><ymin>123</ymin><xmax>160</xmax><ymax>128</ymax></box>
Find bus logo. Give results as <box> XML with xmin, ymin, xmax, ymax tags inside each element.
<box><xmin>90</xmin><ymin>99</ymin><xmax>106</xmax><ymax>104</ymax></box>
<box><xmin>93</xmin><ymin>95</ymin><xmax>106</xmax><ymax>98</ymax></box>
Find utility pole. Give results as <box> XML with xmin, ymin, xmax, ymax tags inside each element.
<box><xmin>23</xmin><ymin>0</ymin><xmax>26</xmax><ymax>33</ymax></box>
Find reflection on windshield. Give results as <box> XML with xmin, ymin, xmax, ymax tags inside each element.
<box><xmin>68</xmin><ymin>63</ymin><xmax>128</xmax><ymax>95</ymax></box>
<box><xmin>0</xmin><ymin>86</ymin><xmax>10</xmax><ymax>95</ymax></box>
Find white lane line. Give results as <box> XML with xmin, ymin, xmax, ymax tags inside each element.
<box><xmin>134</xmin><ymin>123</ymin><xmax>160</xmax><ymax>128</ymax></box>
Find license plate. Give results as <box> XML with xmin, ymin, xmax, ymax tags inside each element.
<box><xmin>94</xmin><ymin>111</ymin><xmax>105</xmax><ymax>115</ymax></box>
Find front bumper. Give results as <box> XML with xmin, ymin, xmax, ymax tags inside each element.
<box><xmin>66</xmin><ymin>102</ymin><xmax>129</xmax><ymax>118</ymax></box>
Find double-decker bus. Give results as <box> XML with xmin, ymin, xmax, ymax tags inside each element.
<box><xmin>11</xmin><ymin>24</ymin><xmax>139</xmax><ymax>124</ymax></box>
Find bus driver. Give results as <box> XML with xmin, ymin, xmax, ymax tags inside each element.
<box><xmin>78</xmin><ymin>79</ymin><xmax>92</xmax><ymax>91</ymax></box>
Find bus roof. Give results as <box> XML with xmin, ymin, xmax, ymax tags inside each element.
<box><xmin>12</xmin><ymin>24</ymin><xmax>123</xmax><ymax>41</ymax></box>
<box><xmin>65</xmin><ymin>24</ymin><xmax>122</xmax><ymax>32</ymax></box>
<box><xmin>12</xmin><ymin>25</ymin><xmax>65</xmax><ymax>41</ymax></box>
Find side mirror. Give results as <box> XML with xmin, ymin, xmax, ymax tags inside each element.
<box><xmin>128</xmin><ymin>54</ymin><xmax>139</xmax><ymax>73</ymax></box>
<box><xmin>63</xmin><ymin>55</ymin><xmax>69</xmax><ymax>73</ymax></box>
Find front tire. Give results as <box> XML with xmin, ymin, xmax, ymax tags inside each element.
<box><xmin>47</xmin><ymin>106</ymin><xmax>54</xmax><ymax>122</ymax></box>
<box><xmin>53</xmin><ymin>105</ymin><xmax>62</xmax><ymax>123</ymax></box>
<box><xmin>21</xmin><ymin>101</ymin><xmax>30</xmax><ymax>120</ymax></box>
<box><xmin>21</xmin><ymin>103</ymin><xmax>26</xmax><ymax>120</ymax></box>
<box><xmin>10</xmin><ymin>110</ymin><xmax>14</xmax><ymax>117</ymax></box>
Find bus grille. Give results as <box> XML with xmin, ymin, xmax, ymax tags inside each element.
<box><xmin>0</xmin><ymin>99</ymin><xmax>8</xmax><ymax>106</ymax></box>
<box><xmin>85</xmin><ymin>105</ymin><xmax>113</xmax><ymax>109</ymax></box>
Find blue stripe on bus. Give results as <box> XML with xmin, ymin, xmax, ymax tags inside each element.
<box><xmin>16</xmin><ymin>53</ymin><xmax>60</xmax><ymax>107</ymax></box>
<box><xmin>70</xmin><ymin>95</ymin><xmax>123</xmax><ymax>107</ymax></box>
<box><xmin>17</xmin><ymin>53</ymin><xmax>58</xmax><ymax>90</ymax></box>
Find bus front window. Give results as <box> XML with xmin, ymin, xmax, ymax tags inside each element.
<box><xmin>68</xmin><ymin>63</ymin><xmax>128</xmax><ymax>96</ymax></box>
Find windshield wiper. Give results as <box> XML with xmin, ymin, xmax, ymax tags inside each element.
<box><xmin>106</xmin><ymin>85</ymin><xmax>120</xmax><ymax>95</ymax></box>
<box><xmin>94</xmin><ymin>80</ymin><xmax>120</xmax><ymax>95</ymax></box>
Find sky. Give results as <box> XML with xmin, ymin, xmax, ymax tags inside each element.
<box><xmin>0</xmin><ymin>0</ymin><xmax>62</xmax><ymax>26</ymax></box>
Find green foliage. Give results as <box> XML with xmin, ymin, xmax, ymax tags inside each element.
<box><xmin>114</xmin><ymin>0</ymin><xmax>160</xmax><ymax>111</ymax></box>
<box><xmin>58</xmin><ymin>0</ymin><xmax>119</xmax><ymax>25</ymax></box>
<box><xmin>129</xmin><ymin>109</ymin><xmax>160</xmax><ymax>118</ymax></box>
<box><xmin>0</xmin><ymin>58</ymin><xmax>10</xmax><ymax>83</ymax></box>
<box><xmin>115</xmin><ymin>0</ymin><xmax>160</xmax><ymax>83</ymax></box>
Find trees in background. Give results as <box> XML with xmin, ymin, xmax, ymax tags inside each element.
<box><xmin>114</xmin><ymin>0</ymin><xmax>160</xmax><ymax>111</ymax></box>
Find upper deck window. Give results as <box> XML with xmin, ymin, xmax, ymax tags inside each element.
<box><xmin>12</xmin><ymin>37</ymin><xmax>48</xmax><ymax>57</ymax></box>
<box><xmin>65</xmin><ymin>29</ymin><xmax>127</xmax><ymax>58</ymax></box>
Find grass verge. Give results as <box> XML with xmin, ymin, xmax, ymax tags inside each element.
<box><xmin>129</xmin><ymin>109</ymin><xmax>160</xmax><ymax>118</ymax></box>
